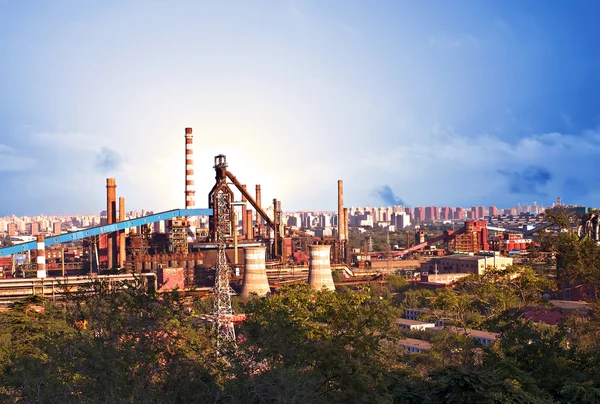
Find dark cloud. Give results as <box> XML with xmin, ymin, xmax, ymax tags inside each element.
<box><xmin>95</xmin><ymin>147</ymin><xmax>123</xmax><ymax>172</ymax></box>
<box><xmin>373</xmin><ymin>185</ymin><xmax>406</xmax><ymax>206</ymax></box>
<box><xmin>498</xmin><ymin>165</ymin><xmax>552</xmax><ymax>195</ymax></box>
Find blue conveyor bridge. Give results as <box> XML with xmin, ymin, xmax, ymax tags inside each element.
<box><xmin>0</xmin><ymin>208</ymin><xmax>212</xmax><ymax>258</ymax></box>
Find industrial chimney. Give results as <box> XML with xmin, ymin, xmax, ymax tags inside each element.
<box><xmin>308</xmin><ymin>244</ymin><xmax>335</xmax><ymax>291</ymax></box>
<box><xmin>106</xmin><ymin>178</ymin><xmax>117</xmax><ymax>269</ymax></box>
<box><xmin>240</xmin><ymin>246</ymin><xmax>271</xmax><ymax>298</ymax></box>
<box><xmin>119</xmin><ymin>197</ymin><xmax>126</xmax><ymax>268</ymax></box>
<box><xmin>185</xmin><ymin>128</ymin><xmax>196</xmax><ymax>235</ymax></box>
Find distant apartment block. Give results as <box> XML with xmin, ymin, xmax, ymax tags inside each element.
<box><xmin>414</xmin><ymin>207</ymin><xmax>425</xmax><ymax>222</ymax></box>
<box><xmin>52</xmin><ymin>222</ymin><xmax>62</xmax><ymax>236</ymax></box>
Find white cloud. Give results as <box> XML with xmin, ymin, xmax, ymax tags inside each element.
<box><xmin>349</xmin><ymin>128</ymin><xmax>600</xmax><ymax>207</ymax></box>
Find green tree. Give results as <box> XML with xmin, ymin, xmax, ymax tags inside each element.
<box><xmin>232</xmin><ymin>284</ymin><xmax>397</xmax><ymax>403</ymax></box>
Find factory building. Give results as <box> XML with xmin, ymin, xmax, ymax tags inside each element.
<box><xmin>452</xmin><ymin>221</ymin><xmax>488</xmax><ymax>252</ymax></box>
<box><xmin>421</xmin><ymin>254</ymin><xmax>513</xmax><ymax>276</ymax></box>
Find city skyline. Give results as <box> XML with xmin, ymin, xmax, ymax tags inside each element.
<box><xmin>1</xmin><ymin>1</ymin><xmax>599</xmax><ymax>215</ymax></box>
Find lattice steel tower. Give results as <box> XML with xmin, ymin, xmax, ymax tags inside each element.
<box><xmin>209</xmin><ymin>155</ymin><xmax>236</xmax><ymax>343</ymax></box>
<box><xmin>212</xmin><ymin>244</ymin><xmax>236</xmax><ymax>341</ymax></box>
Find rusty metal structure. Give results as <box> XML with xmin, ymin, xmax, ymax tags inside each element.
<box><xmin>1</xmin><ymin>127</ymin><xmax>356</xmax><ymax>299</ymax></box>
<box><xmin>167</xmin><ymin>219</ymin><xmax>188</xmax><ymax>255</ymax></box>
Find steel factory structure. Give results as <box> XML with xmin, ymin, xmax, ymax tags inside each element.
<box><xmin>0</xmin><ymin>128</ymin><xmax>356</xmax><ymax>338</ymax></box>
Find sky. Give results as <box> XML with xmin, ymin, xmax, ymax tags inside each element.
<box><xmin>1</xmin><ymin>0</ymin><xmax>599</xmax><ymax>216</ymax></box>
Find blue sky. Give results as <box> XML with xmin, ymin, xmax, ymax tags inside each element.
<box><xmin>1</xmin><ymin>0</ymin><xmax>599</xmax><ymax>215</ymax></box>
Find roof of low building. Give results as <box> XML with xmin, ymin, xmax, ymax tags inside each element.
<box><xmin>398</xmin><ymin>338</ymin><xmax>432</xmax><ymax>350</ymax></box>
<box><xmin>395</xmin><ymin>318</ymin><xmax>435</xmax><ymax>326</ymax></box>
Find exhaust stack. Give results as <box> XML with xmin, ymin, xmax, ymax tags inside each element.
<box><xmin>255</xmin><ymin>184</ymin><xmax>262</xmax><ymax>237</ymax></box>
<box><xmin>119</xmin><ymin>197</ymin><xmax>126</xmax><ymax>268</ymax></box>
<box><xmin>185</xmin><ymin>128</ymin><xmax>196</xmax><ymax>237</ymax></box>
<box><xmin>106</xmin><ymin>178</ymin><xmax>117</xmax><ymax>269</ymax></box>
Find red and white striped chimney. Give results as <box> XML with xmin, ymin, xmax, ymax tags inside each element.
<box><xmin>36</xmin><ymin>234</ymin><xmax>46</xmax><ymax>278</ymax></box>
<box><xmin>185</xmin><ymin>128</ymin><xmax>195</xmax><ymax>210</ymax></box>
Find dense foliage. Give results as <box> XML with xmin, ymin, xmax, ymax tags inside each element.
<box><xmin>0</xmin><ymin>276</ymin><xmax>599</xmax><ymax>403</ymax></box>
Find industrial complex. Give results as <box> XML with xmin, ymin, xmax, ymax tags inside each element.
<box><xmin>1</xmin><ymin>127</ymin><xmax>599</xmax><ymax>339</ymax></box>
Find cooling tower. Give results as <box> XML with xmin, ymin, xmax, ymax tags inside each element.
<box><xmin>240</xmin><ymin>246</ymin><xmax>270</xmax><ymax>299</ymax></box>
<box><xmin>308</xmin><ymin>244</ymin><xmax>335</xmax><ymax>291</ymax></box>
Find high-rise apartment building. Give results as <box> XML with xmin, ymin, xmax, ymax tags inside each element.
<box><xmin>454</xmin><ymin>207</ymin><xmax>464</xmax><ymax>220</ymax></box>
<box><xmin>52</xmin><ymin>222</ymin><xmax>62</xmax><ymax>235</ymax></box>
<box><xmin>425</xmin><ymin>206</ymin><xmax>437</xmax><ymax>221</ymax></box>
<box><xmin>488</xmin><ymin>206</ymin><xmax>499</xmax><ymax>217</ymax></box>
<box><xmin>440</xmin><ymin>207</ymin><xmax>453</xmax><ymax>220</ymax></box>
<box><xmin>414</xmin><ymin>207</ymin><xmax>425</xmax><ymax>222</ymax></box>
<box><xmin>393</xmin><ymin>212</ymin><xmax>411</xmax><ymax>229</ymax></box>
<box><xmin>25</xmin><ymin>222</ymin><xmax>39</xmax><ymax>236</ymax></box>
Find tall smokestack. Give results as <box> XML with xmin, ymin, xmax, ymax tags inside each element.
<box><xmin>255</xmin><ymin>184</ymin><xmax>262</xmax><ymax>237</ymax></box>
<box><xmin>185</xmin><ymin>128</ymin><xmax>196</xmax><ymax>236</ymax></box>
<box><xmin>185</xmin><ymin>128</ymin><xmax>195</xmax><ymax>210</ymax></box>
<box><xmin>36</xmin><ymin>235</ymin><xmax>46</xmax><ymax>278</ymax></box>
<box><xmin>246</xmin><ymin>209</ymin><xmax>254</xmax><ymax>239</ymax></box>
<box><xmin>241</xmin><ymin>184</ymin><xmax>248</xmax><ymax>239</ymax></box>
<box><xmin>338</xmin><ymin>180</ymin><xmax>344</xmax><ymax>243</ymax></box>
<box><xmin>119</xmin><ymin>197</ymin><xmax>126</xmax><ymax>269</ymax></box>
<box><xmin>344</xmin><ymin>207</ymin><xmax>349</xmax><ymax>246</ymax></box>
<box><xmin>106</xmin><ymin>178</ymin><xmax>117</xmax><ymax>269</ymax></box>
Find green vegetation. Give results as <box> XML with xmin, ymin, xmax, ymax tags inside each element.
<box><xmin>2</xmin><ymin>222</ymin><xmax>600</xmax><ymax>403</ymax></box>
<box><xmin>0</xmin><ymin>277</ymin><xmax>598</xmax><ymax>403</ymax></box>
